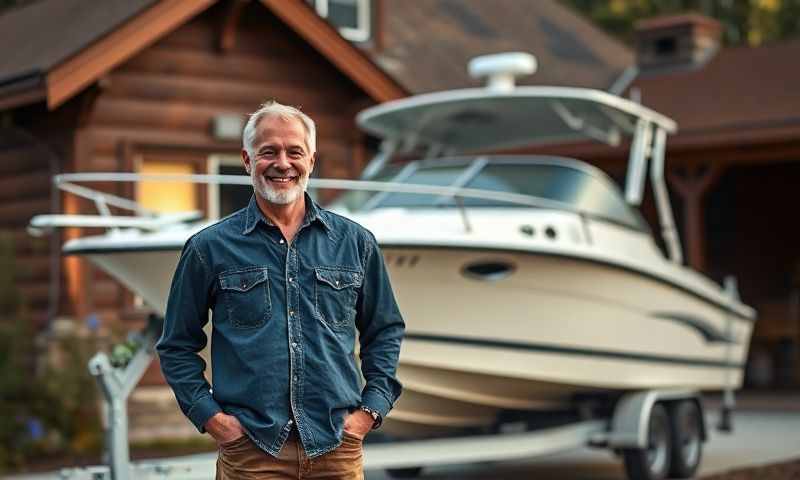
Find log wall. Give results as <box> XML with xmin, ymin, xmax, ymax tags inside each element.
<box><xmin>0</xmin><ymin>126</ymin><xmax>59</xmax><ymax>328</ymax></box>
<box><xmin>69</xmin><ymin>2</ymin><xmax>376</xmax><ymax>383</ymax></box>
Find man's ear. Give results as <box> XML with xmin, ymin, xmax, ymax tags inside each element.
<box><xmin>310</xmin><ymin>152</ymin><xmax>318</xmax><ymax>173</ymax></box>
<box><xmin>241</xmin><ymin>149</ymin><xmax>252</xmax><ymax>175</ymax></box>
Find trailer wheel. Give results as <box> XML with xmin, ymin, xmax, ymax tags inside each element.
<box><xmin>386</xmin><ymin>467</ymin><xmax>423</xmax><ymax>478</ymax></box>
<box><xmin>668</xmin><ymin>400</ymin><xmax>703</xmax><ymax>478</ymax></box>
<box><xmin>623</xmin><ymin>403</ymin><xmax>672</xmax><ymax>480</ymax></box>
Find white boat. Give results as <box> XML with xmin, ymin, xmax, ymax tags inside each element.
<box><xmin>31</xmin><ymin>53</ymin><xmax>755</xmax><ymax>439</ymax></box>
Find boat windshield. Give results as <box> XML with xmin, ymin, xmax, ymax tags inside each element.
<box><xmin>339</xmin><ymin>157</ymin><xmax>647</xmax><ymax>230</ymax></box>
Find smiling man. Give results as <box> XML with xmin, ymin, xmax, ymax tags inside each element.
<box><xmin>157</xmin><ymin>101</ymin><xmax>405</xmax><ymax>479</ymax></box>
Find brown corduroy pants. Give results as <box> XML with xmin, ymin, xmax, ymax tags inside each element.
<box><xmin>215</xmin><ymin>430</ymin><xmax>364</xmax><ymax>480</ymax></box>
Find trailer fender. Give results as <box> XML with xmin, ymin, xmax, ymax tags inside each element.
<box><xmin>607</xmin><ymin>390</ymin><xmax>705</xmax><ymax>449</ymax></box>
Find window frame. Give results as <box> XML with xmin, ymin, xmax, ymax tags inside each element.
<box><xmin>207</xmin><ymin>154</ymin><xmax>246</xmax><ymax>220</ymax></box>
<box><xmin>311</xmin><ymin>0</ymin><xmax>371</xmax><ymax>43</ymax></box>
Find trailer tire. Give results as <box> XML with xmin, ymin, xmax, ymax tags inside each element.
<box><xmin>622</xmin><ymin>403</ymin><xmax>672</xmax><ymax>480</ymax></box>
<box><xmin>668</xmin><ymin>400</ymin><xmax>703</xmax><ymax>478</ymax></box>
<box><xmin>386</xmin><ymin>467</ymin><xmax>423</xmax><ymax>478</ymax></box>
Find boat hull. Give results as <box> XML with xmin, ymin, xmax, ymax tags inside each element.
<box><xmin>81</xmin><ymin>244</ymin><xmax>753</xmax><ymax>438</ymax></box>
<box><xmin>380</xmin><ymin>246</ymin><xmax>753</xmax><ymax>436</ymax></box>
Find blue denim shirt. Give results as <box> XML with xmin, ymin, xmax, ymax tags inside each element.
<box><xmin>156</xmin><ymin>194</ymin><xmax>404</xmax><ymax>458</ymax></box>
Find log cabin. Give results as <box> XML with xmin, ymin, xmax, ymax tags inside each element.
<box><xmin>0</xmin><ymin>0</ymin><xmax>408</xmax><ymax>440</ymax></box>
<box><xmin>2</xmin><ymin>1</ymin><xmax>797</xmax><ymax>442</ymax></box>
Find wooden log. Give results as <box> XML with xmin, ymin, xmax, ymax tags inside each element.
<box><xmin>0</xmin><ymin>146</ymin><xmax>51</xmax><ymax>175</ymax></box>
<box><xmin>85</xmin><ymin>125</ymin><xmax>352</xmax><ymax>158</ymax></box>
<box><xmin>156</xmin><ymin>16</ymin><xmax>221</xmax><ymax>51</ymax></box>
<box><xmin>218</xmin><ymin>0</ymin><xmax>248</xmax><ymax>53</ymax></box>
<box><xmin>86</xmin><ymin>278</ymin><xmax>122</xmax><ymax>307</ymax></box>
<box><xmin>0</xmin><ymin>169</ymin><xmax>52</xmax><ymax>202</ymax></box>
<box><xmin>0</xmin><ymin>229</ymin><xmax>51</xmax><ymax>256</ymax></box>
<box><xmin>91</xmin><ymin>96</ymin><xmax>355</xmax><ymax>140</ymax></box>
<box><xmin>121</xmin><ymin>46</ymin><xmax>355</xmax><ymax>89</ymax></box>
<box><xmin>102</xmin><ymin>72</ymin><xmax>351</xmax><ymax>115</ymax></box>
<box><xmin>87</xmin><ymin>125</ymin><xmax>232</xmax><ymax>151</ymax></box>
<box><xmin>0</xmin><ymin>197</ymin><xmax>51</xmax><ymax>226</ymax></box>
<box><xmin>13</xmin><ymin>255</ymin><xmax>52</xmax><ymax>282</ymax></box>
<box><xmin>17</xmin><ymin>282</ymin><xmax>50</xmax><ymax>308</ymax></box>
<box><xmin>157</xmin><ymin>11</ymin><xmax>301</xmax><ymax>56</ymax></box>
<box><xmin>84</xmin><ymin>154</ymin><xmax>120</xmax><ymax>171</ymax></box>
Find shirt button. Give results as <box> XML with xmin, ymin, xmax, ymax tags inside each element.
<box><xmin>291</xmin><ymin>342</ymin><xmax>298</xmax><ymax>349</ymax></box>
<box><xmin>289</xmin><ymin>277</ymin><xmax>294</xmax><ymax>283</ymax></box>
<box><xmin>289</xmin><ymin>310</ymin><xmax>294</xmax><ymax>316</ymax></box>
<box><xmin>279</xmin><ymin>239</ymin><xmax>285</xmax><ymax>244</ymax></box>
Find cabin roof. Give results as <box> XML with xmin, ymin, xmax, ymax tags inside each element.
<box><xmin>0</xmin><ymin>0</ymin><xmax>407</xmax><ymax>110</ymax></box>
<box><xmin>629</xmin><ymin>39</ymin><xmax>800</xmax><ymax>143</ymax></box>
<box><xmin>0</xmin><ymin>0</ymin><xmax>157</xmax><ymax>87</ymax></box>
<box><xmin>370</xmin><ymin>0</ymin><xmax>635</xmax><ymax>93</ymax></box>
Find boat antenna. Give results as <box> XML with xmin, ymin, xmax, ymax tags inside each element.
<box><xmin>468</xmin><ymin>52</ymin><xmax>537</xmax><ymax>91</ymax></box>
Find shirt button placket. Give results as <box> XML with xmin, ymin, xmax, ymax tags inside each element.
<box><xmin>287</xmin><ymin>243</ymin><xmax>303</xmax><ymax>439</ymax></box>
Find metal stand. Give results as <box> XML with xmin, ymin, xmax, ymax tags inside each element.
<box><xmin>718</xmin><ymin>276</ymin><xmax>739</xmax><ymax>433</ymax></box>
<box><xmin>87</xmin><ymin>315</ymin><xmax>163</xmax><ymax>480</ymax></box>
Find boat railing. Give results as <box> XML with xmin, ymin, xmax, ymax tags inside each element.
<box><xmin>30</xmin><ymin>172</ymin><xmax>599</xmax><ymax>236</ymax></box>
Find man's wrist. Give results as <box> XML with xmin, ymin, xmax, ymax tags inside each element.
<box><xmin>358</xmin><ymin>405</ymin><xmax>382</xmax><ymax>429</ymax></box>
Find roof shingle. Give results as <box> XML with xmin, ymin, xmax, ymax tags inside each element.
<box><xmin>371</xmin><ymin>0</ymin><xmax>634</xmax><ymax>92</ymax></box>
<box><xmin>630</xmin><ymin>40</ymin><xmax>800</xmax><ymax>137</ymax></box>
<box><xmin>0</xmin><ymin>0</ymin><xmax>157</xmax><ymax>85</ymax></box>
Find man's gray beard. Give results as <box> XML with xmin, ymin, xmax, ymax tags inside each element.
<box><xmin>252</xmin><ymin>171</ymin><xmax>309</xmax><ymax>205</ymax></box>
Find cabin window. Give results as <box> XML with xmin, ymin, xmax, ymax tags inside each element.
<box><xmin>208</xmin><ymin>155</ymin><xmax>252</xmax><ymax>219</ymax></box>
<box><xmin>377</xmin><ymin>165</ymin><xmax>466</xmax><ymax>207</ymax></box>
<box><xmin>463</xmin><ymin>163</ymin><xmax>644</xmax><ymax>229</ymax></box>
<box><xmin>308</xmin><ymin>0</ymin><xmax>371</xmax><ymax>42</ymax></box>
<box><xmin>136</xmin><ymin>160</ymin><xmax>197</xmax><ymax>213</ymax></box>
<box><xmin>342</xmin><ymin>158</ymin><xmax>648</xmax><ymax>231</ymax></box>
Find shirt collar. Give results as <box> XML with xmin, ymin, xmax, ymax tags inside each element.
<box><xmin>242</xmin><ymin>193</ymin><xmax>331</xmax><ymax>235</ymax></box>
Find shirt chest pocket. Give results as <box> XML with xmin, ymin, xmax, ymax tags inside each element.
<box><xmin>314</xmin><ymin>267</ymin><xmax>363</xmax><ymax>331</ymax></box>
<box><xmin>219</xmin><ymin>266</ymin><xmax>271</xmax><ymax>329</ymax></box>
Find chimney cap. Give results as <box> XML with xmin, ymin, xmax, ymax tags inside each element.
<box><xmin>635</xmin><ymin>13</ymin><xmax>722</xmax><ymax>32</ymax></box>
<box><xmin>634</xmin><ymin>13</ymin><xmax>722</xmax><ymax>72</ymax></box>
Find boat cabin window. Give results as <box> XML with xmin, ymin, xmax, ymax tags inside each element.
<box><xmin>463</xmin><ymin>164</ymin><xmax>642</xmax><ymax>229</ymax></box>
<box><xmin>339</xmin><ymin>165</ymin><xmax>402</xmax><ymax>211</ymax></box>
<box><xmin>380</xmin><ymin>164</ymin><xmax>468</xmax><ymax>207</ymax></box>
<box><xmin>345</xmin><ymin>159</ymin><xmax>646</xmax><ymax>230</ymax></box>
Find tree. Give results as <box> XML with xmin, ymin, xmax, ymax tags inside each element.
<box><xmin>560</xmin><ymin>0</ymin><xmax>800</xmax><ymax>46</ymax></box>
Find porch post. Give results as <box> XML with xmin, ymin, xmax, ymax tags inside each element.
<box><xmin>668</xmin><ymin>164</ymin><xmax>723</xmax><ymax>271</ymax></box>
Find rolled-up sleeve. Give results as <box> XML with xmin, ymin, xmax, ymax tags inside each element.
<box><xmin>355</xmin><ymin>232</ymin><xmax>405</xmax><ymax>422</ymax></box>
<box><xmin>156</xmin><ymin>237</ymin><xmax>221</xmax><ymax>432</ymax></box>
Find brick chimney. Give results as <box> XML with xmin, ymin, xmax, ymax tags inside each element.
<box><xmin>634</xmin><ymin>14</ymin><xmax>722</xmax><ymax>72</ymax></box>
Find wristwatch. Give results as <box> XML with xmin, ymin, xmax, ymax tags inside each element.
<box><xmin>358</xmin><ymin>405</ymin><xmax>382</xmax><ymax>429</ymax></box>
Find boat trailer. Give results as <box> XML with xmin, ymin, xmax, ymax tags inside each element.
<box><xmin>58</xmin><ymin>313</ymin><xmax>732</xmax><ymax>480</ymax></box>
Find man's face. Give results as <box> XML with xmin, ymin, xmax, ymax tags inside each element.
<box><xmin>242</xmin><ymin>116</ymin><xmax>315</xmax><ymax>206</ymax></box>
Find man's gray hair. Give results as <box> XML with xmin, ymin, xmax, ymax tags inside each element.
<box><xmin>242</xmin><ymin>100</ymin><xmax>317</xmax><ymax>156</ymax></box>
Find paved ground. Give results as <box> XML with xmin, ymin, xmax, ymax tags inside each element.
<box><xmin>9</xmin><ymin>401</ymin><xmax>800</xmax><ymax>480</ymax></box>
<box><xmin>364</xmin><ymin>409</ymin><xmax>800</xmax><ymax>479</ymax></box>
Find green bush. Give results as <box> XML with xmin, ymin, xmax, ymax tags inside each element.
<box><xmin>0</xmin><ymin>234</ymin><xmax>101</xmax><ymax>472</ymax></box>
